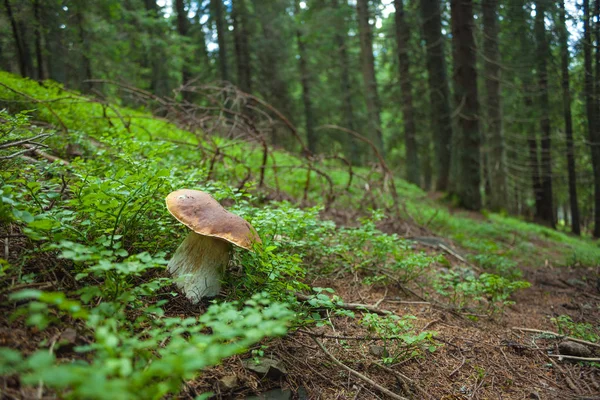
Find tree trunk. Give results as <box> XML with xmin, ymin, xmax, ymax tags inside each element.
<box><xmin>74</xmin><ymin>5</ymin><xmax>92</xmax><ymax>92</ymax></box>
<box><xmin>526</xmin><ymin>105</ymin><xmax>543</xmax><ymax>220</ymax></box>
<box><xmin>534</xmin><ymin>0</ymin><xmax>555</xmax><ymax>227</ymax></box>
<box><xmin>482</xmin><ymin>0</ymin><xmax>506</xmax><ymax>211</ymax></box>
<box><xmin>394</xmin><ymin>0</ymin><xmax>420</xmax><ymax>186</ymax></box>
<box><xmin>558</xmin><ymin>0</ymin><xmax>580</xmax><ymax>235</ymax></box>
<box><xmin>144</xmin><ymin>0</ymin><xmax>169</xmax><ymax>97</ymax></box>
<box><xmin>4</xmin><ymin>0</ymin><xmax>32</xmax><ymax>77</ymax></box>
<box><xmin>43</xmin><ymin>2</ymin><xmax>65</xmax><ymax>83</ymax></box>
<box><xmin>232</xmin><ymin>0</ymin><xmax>251</xmax><ymax>93</ymax></box>
<box><xmin>420</xmin><ymin>0</ymin><xmax>453</xmax><ymax>191</ymax></box>
<box><xmin>211</xmin><ymin>0</ymin><xmax>229</xmax><ymax>82</ymax></box>
<box><xmin>332</xmin><ymin>0</ymin><xmax>359</xmax><ymax>164</ymax></box>
<box><xmin>356</xmin><ymin>0</ymin><xmax>384</xmax><ymax>157</ymax></box>
<box><xmin>583</xmin><ymin>0</ymin><xmax>600</xmax><ymax>237</ymax></box>
<box><xmin>450</xmin><ymin>0</ymin><xmax>481</xmax><ymax>210</ymax></box>
<box><xmin>175</xmin><ymin>0</ymin><xmax>192</xmax><ymax>101</ymax></box>
<box><xmin>295</xmin><ymin>1</ymin><xmax>316</xmax><ymax>154</ymax></box>
<box><xmin>33</xmin><ymin>0</ymin><xmax>45</xmax><ymax>80</ymax></box>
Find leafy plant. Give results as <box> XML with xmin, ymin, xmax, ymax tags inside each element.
<box><xmin>550</xmin><ymin>315</ymin><xmax>599</xmax><ymax>343</ymax></box>
<box><xmin>2</xmin><ymin>291</ymin><xmax>293</xmax><ymax>400</ymax></box>
<box><xmin>359</xmin><ymin>313</ymin><xmax>437</xmax><ymax>364</ymax></box>
<box><xmin>433</xmin><ymin>268</ymin><xmax>530</xmax><ymax>315</ymax></box>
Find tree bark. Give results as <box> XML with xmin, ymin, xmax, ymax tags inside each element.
<box><xmin>332</xmin><ymin>0</ymin><xmax>359</xmax><ymax>164</ymax></box>
<box><xmin>394</xmin><ymin>0</ymin><xmax>420</xmax><ymax>186</ymax></box>
<box><xmin>74</xmin><ymin>6</ymin><xmax>92</xmax><ymax>92</ymax></box>
<box><xmin>295</xmin><ymin>1</ymin><xmax>316</xmax><ymax>154</ymax></box>
<box><xmin>232</xmin><ymin>0</ymin><xmax>251</xmax><ymax>93</ymax></box>
<box><xmin>33</xmin><ymin>0</ymin><xmax>45</xmax><ymax>80</ymax></box>
<box><xmin>356</xmin><ymin>0</ymin><xmax>384</xmax><ymax>157</ymax></box>
<box><xmin>211</xmin><ymin>0</ymin><xmax>229</xmax><ymax>82</ymax></box>
<box><xmin>175</xmin><ymin>0</ymin><xmax>192</xmax><ymax>101</ymax></box>
<box><xmin>558</xmin><ymin>0</ymin><xmax>580</xmax><ymax>235</ymax></box>
<box><xmin>482</xmin><ymin>0</ymin><xmax>506</xmax><ymax>211</ymax></box>
<box><xmin>43</xmin><ymin>2</ymin><xmax>65</xmax><ymax>83</ymax></box>
<box><xmin>450</xmin><ymin>0</ymin><xmax>481</xmax><ymax>210</ymax></box>
<box><xmin>143</xmin><ymin>0</ymin><xmax>169</xmax><ymax>97</ymax></box>
<box><xmin>583</xmin><ymin>0</ymin><xmax>600</xmax><ymax>237</ymax></box>
<box><xmin>420</xmin><ymin>0</ymin><xmax>453</xmax><ymax>191</ymax></box>
<box><xmin>534</xmin><ymin>0</ymin><xmax>555</xmax><ymax>227</ymax></box>
<box><xmin>4</xmin><ymin>0</ymin><xmax>32</xmax><ymax>77</ymax></box>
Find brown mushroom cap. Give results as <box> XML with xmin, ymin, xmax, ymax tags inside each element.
<box><xmin>166</xmin><ymin>189</ymin><xmax>261</xmax><ymax>250</ymax></box>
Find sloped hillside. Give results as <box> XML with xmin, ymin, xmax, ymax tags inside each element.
<box><xmin>0</xmin><ymin>73</ymin><xmax>599</xmax><ymax>399</ymax></box>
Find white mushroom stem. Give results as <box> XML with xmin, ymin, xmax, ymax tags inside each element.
<box><xmin>167</xmin><ymin>231</ymin><xmax>231</xmax><ymax>303</ymax></box>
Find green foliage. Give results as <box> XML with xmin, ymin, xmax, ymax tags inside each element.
<box><xmin>2</xmin><ymin>291</ymin><xmax>292</xmax><ymax>400</ymax></box>
<box><xmin>550</xmin><ymin>315</ymin><xmax>599</xmax><ymax>343</ymax></box>
<box><xmin>433</xmin><ymin>268</ymin><xmax>531</xmax><ymax>315</ymax></box>
<box><xmin>0</xmin><ymin>103</ymin><xmax>303</xmax><ymax>398</ymax></box>
<box><xmin>360</xmin><ymin>313</ymin><xmax>437</xmax><ymax>364</ymax></box>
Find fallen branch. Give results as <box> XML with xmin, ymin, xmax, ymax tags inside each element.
<box><xmin>20</xmin><ymin>144</ymin><xmax>69</xmax><ymax>165</ymax></box>
<box><xmin>0</xmin><ymin>133</ymin><xmax>51</xmax><ymax>150</ymax></box>
<box><xmin>312</xmin><ymin>337</ymin><xmax>408</xmax><ymax>400</ymax></box>
<box><xmin>449</xmin><ymin>355</ymin><xmax>466</xmax><ymax>378</ymax></box>
<box><xmin>549</xmin><ymin>355</ymin><xmax>600</xmax><ymax>362</ymax></box>
<box><xmin>295</xmin><ymin>293</ymin><xmax>391</xmax><ymax>315</ymax></box>
<box><xmin>512</xmin><ymin>327</ymin><xmax>600</xmax><ymax>350</ymax></box>
<box><xmin>298</xmin><ymin>329</ymin><xmax>434</xmax><ymax>343</ymax></box>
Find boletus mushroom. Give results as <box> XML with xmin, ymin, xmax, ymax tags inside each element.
<box><xmin>166</xmin><ymin>189</ymin><xmax>261</xmax><ymax>302</ymax></box>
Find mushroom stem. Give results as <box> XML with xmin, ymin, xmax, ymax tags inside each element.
<box><xmin>168</xmin><ymin>231</ymin><xmax>231</xmax><ymax>302</ymax></box>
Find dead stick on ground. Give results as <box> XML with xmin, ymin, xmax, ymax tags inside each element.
<box><xmin>512</xmin><ymin>327</ymin><xmax>600</xmax><ymax>349</ymax></box>
<box><xmin>295</xmin><ymin>293</ymin><xmax>391</xmax><ymax>315</ymax></box>
<box><xmin>22</xmin><ymin>144</ymin><xmax>69</xmax><ymax>165</ymax></box>
<box><xmin>549</xmin><ymin>355</ymin><xmax>600</xmax><ymax>362</ymax></box>
<box><xmin>312</xmin><ymin>337</ymin><xmax>408</xmax><ymax>400</ymax></box>
<box><xmin>449</xmin><ymin>355</ymin><xmax>466</xmax><ymax>378</ymax></box>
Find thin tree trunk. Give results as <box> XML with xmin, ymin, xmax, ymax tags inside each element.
<box><xmin>295</xmin><ymin>1</ymin><xmax>316</xmax><ymax>154</ymax></box>
<box><xmin>4</xmin><ymin>0</ymin><xmax>30</xmax><ymax>77</ymax></box>
<box><xmin>482</xmin><ymin>0</ymin><xmax>506</xmax><ymax>211</ymax></box>
<box><xmin>175</xmin><ymin>0</ymin><xmax>192</xmax><ymax>101</ymax></box>
<box><xmin>33</xmin><ymin>0</ymin><xmax>45</xmax><ymax>80</ymax></box>
<box><xmin>211</xmin><ymin>0</ymin><xmax>229</xmax><ymax>82</ymax></box>
<box><xmin>144</xmin><ymin>0</ymin><xmax>169</xmax><ymax>97</ymax></box>
<box><xmin>232</xmin><ymin>0</ymin><xmax>251</xmax><ymax>93</ymax></box>
<box><xmin>356</xmin><ymin>0</ymin><xmax>384</xmax><ymax>157</ymax></box>
<box><xmin>43</xmin><ymin>3</ymin><xmax>65</xmax><ymax>83</ymax></box>
<box><xmin>450</xmin><ymin>0</ymin><xmax>481</xmax><ymax>210</ymax></box>
<box><xmin>583</xmin><ymin>0</ymin><xmax>600</xmax><ymax>237</ymax></box>
<box><xmin>332</xmin><ymin>0</ymin><xmax>359</xmax><ymax>164</ymax></box>
<box><xmin>420</xmin><ymin>0</ymin><xmax>453</xmax><ymax>191</ymax></box>
<box><xmin>74</xmin><ymin>6</ymin><xmax>92</xmax><ymax>92</ymax></box>
<box><xmin>558</xmin><ymin>0</ymin><xmax>580</xmax><ymax>235</ymax></box>
<box><xmin>526</xmin><ymin>107</ymin><xmax>543</xmax><ymax>219</ymax></box>
<box><xmin>534</xmin><ymin>0</ymin><xmax>555</xmax><ymax>227</ymax></box>
<box><xmin>394</xmin><ymin>0</ymin><xmax>420</xmax><ymax>186</ymax></box>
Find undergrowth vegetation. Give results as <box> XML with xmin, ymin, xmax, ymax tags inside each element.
<box><xmin>1</xmin><ymin>72</ymin><xmax>598</xmax><ymax>397</ymax></box>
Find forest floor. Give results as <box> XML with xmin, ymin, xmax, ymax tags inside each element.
<box><xmin>180</xmin><ymin>212</ymin><xmax>600</xmax><ymax>400</ymax></box>
<box><xmin>2</xmin><ymin>211</ymin><xmax>599</xmax><ymax>400</ymax></box>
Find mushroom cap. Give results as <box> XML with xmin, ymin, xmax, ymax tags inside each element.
<box><xmin>166</xmin><ymin>189</ymin><xmax>261</xmax><ymax>250</ymax></box>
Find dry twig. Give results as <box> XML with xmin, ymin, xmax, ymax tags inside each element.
<box><xmin>312</xmin><ymin>337</ymin><xmax>408</xmax><ymax>400</ymax></box>
<box><xmin>512</xmin><ymin>327</ymin><xmax>600</xmax><ymax>349</ymax></box>
<box><xmin>549</xmin><ymin>355</ymin><xmax>600</xmax><ymax>362</ymax></box>
<box><xmin>295</xmin><ymin>293</ymin><xmax>391</xmax><ymax>315</ymax></box>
